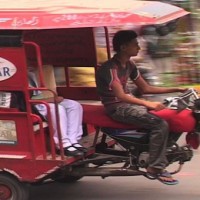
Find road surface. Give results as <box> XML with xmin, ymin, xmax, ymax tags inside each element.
<box><xmin>29</xmin><ymin>148</ymin><xmax>200</xmax><ymax>200</ymax></box>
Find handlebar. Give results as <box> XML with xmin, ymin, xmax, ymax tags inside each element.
<box><xmin>163</xmin><ymin>88</ymin><xmax>199</xmax><ymax>111</ymax></box>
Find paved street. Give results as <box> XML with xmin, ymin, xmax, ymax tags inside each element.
<box><xmin>29</xmin><ymin>147</ymin><xmax>200</xmax><ymax>200</ymax></box>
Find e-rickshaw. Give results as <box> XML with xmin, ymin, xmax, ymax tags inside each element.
<box><xmin>0</xmin><ymin>1</ymin><xmax>198</xmax><ymax>199</ymax></box>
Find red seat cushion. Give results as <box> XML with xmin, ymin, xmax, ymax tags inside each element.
<box><xmin>82</xmin><ymin>104</ymin><xmax>136</xmax><ymax>129</ymax></box>
<box><xmin>82</xmin><ymin>104</ymin><xmax>196</xmax><ymax>133</ymax></box>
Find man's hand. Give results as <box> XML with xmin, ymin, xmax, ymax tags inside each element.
<box><xmin>176</xmin><ymin>87</ymin><xmax>188</xmax><ymax>93</ymax></box>
<box><xmin>145</xmin><ymin>101</ymin><xmax>166</xmax><ymax>111</ymax></box>
<box><xmin>55</xmin><ymin>96</ymin><xmax>64</xmax><ymax>103</ymax></box>
<box><xmin>44</xmin><ymin>96</ymin><xmax>64</xmax><ymax>103</ymax></box>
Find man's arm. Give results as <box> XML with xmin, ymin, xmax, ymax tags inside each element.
<box><xmin>38</xmin><ymin>96</ymin><xmax>64</xmax><ymax>103</ymax></box>
<box><xmin>134</xmin><ymin>75</ymin><xmax>187</xmax><ymax>94</ymax></box>
<box><xmin>111</xmin><ymin>80</ymin><xmax>165</xmax><ymax>111</ymax></box>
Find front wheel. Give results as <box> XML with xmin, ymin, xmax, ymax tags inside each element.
<box><xmin>0</xmin><ymin>173</ymin><xmax>30</xmax><ymax>200</ymax></box>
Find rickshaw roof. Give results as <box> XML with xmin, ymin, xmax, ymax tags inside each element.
<box><xmin>0</xmin><ymin>0</ymin><xmax>189</xmax><ymax>30</ymax></box>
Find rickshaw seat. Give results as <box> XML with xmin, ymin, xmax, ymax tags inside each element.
<box><xmin>33</xmin><ymin>122</ymin><xmax>48</xmax><ymax>132</ymax></box>
<box><xmin>82</xmin><ymin>104</ymin><xmax>137</xmax><ymax>129</ymax></box>
<box><xmin>31</xmin><ymin>115</ymin><xmax>48</xmax><ymax>132</ymax></box>
<box><xmin>82</xmin><ymin>104</ymin><xmax>196</xmax><ymax>133</ymax></box>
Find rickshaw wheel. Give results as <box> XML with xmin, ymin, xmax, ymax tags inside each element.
<box><xmin>0</xmin><ymin>173</ymin><xmax>29</xmax><ymax>200</ymax></box>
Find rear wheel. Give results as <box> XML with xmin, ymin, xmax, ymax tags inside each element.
<box><xmin>0</xmin><ymin>173</ymin><xmax>29</xmax><ymax>200</ymax></box>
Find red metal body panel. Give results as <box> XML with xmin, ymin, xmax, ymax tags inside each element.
<box><xmin>0</xmin><ymin>48</ymin><xmax>28</xmax><ymax>90</ymax></box>
<box><xmin>0</xmin><ymin>158</ymin><xmax>64</xmax><ymax>182</ymax></box>
<box><xmin>0</xmin><ymin>46</ymin><xmax>61</xmax><ymax>182</ymax></box>
<box><xmin>0</xmin><ymin>44</ymin><xmax>96</xmax><ymax>183</ymax></box>
<box><xmin>23</xmin><ymin>28</ymin><xmax>97</xmax><ymax>67</ymax></box>
<box><xmin>57</xmin><ymin>87</ymin><xmax>99</xmax><ymax>100</ymax></box>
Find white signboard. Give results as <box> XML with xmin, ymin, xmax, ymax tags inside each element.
<box><xmin>0</xmin><ymin>57</ymin><xmax>17</xmax><ymax>81</ymax></box>
<box><xmin>0</xmin><ymin>92</ymin><xmax>11</xmax><ymax>108</ymax></box>
<box><xmin>0</xmin><ymin>120</ymin><xmax>17</xmax><ymax>145</ymax></box>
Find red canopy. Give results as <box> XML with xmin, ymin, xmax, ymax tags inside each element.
<box><xmin>0</xmin><ymin>0</ymin><xmax>189</xmax><ymax>30</ymax></box>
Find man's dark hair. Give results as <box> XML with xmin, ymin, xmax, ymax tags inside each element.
<box><xmin>112</xmin><ymin>30</ymin><xmax>138</xmax><ymax>52</ymax></box>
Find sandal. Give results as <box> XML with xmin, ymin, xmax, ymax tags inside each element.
<box><xmin>72</xmin><ymin>143</ymin><xmax>88</xmax><ymax>153</ymax></box>
<box><xmin>146</xmin><ymin>170</ymin><xmax>179</xmax><ymax>185</ymax></box>
<box><xmin>56</xmin><ymin>146</ymin><xmax>84</xmax><ymax>157</ymax></box>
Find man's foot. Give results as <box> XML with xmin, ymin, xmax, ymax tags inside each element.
<box><xmin>72</xmin><ymin>143</ymin><xmax>88</xmax><ymax>153</ymax></box>
<box><xmin>146</xmin><ymin>167</ymin><xmax>179</xmax><ymax>185</ymax></box>
<box><xmin>56</xmin><ymin>146</ymin><xmax>84</xmax><ymax>157</ymax></box>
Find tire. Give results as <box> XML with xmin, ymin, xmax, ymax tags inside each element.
<box><xmin>0</xmin><ymin>173</ymin><xmax>30</xmax><ymax>200</ymax></box>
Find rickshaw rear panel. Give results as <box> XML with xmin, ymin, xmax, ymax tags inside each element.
<box><xmin>0</xmin><ymin>39</ymin><xmax>99</xmax><ymax>183</ymax></box>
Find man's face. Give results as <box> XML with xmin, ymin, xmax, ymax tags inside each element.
<box><xmin>121</xmin><ymin>39</ymin><xmax>140</xmax><ymax>57</ymax></box>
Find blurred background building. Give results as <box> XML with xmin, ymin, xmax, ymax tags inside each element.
<box><xmin>54</xmin><ymin>0</ymin><xmax>200</xmax><ymax>89</ymax></box>
<box><xmin>158</xmin><ymin>0</ymin><xmax>200</xmax><ymax>87</ymax></box>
